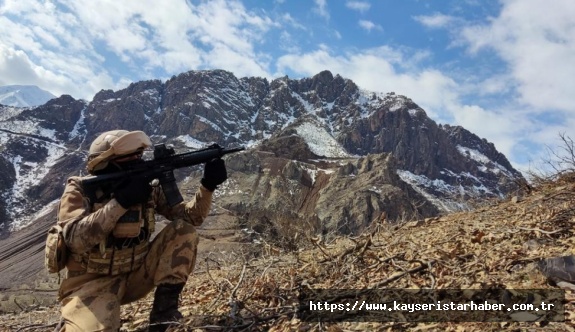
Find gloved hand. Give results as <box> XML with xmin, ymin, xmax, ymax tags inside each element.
<box><xmin>201</xmin><ymin>158</ymin><xmax>227</xmax><ymax>191</ymax></box>
<box><xmin>113</xmin><ymin>177</ymin><xmax>153</xmax><ymax>208</ymax></box>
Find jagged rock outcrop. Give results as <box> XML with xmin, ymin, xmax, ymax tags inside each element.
<box><xmin>84</xmin><ymin>80</ymin><xmax>164</xmax><ymax>146</ymax></box>
<box><xmin>0</xmin><ymin>69</ymin><xmax>524</xmax><ymax>233</ymax></box>
<box><xmin>15</xmin><ymin>95</ymin><xmax>86</xmax><ymax>142</ymax></box>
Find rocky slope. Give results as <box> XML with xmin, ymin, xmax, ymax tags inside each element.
<box><xmin>1</xmin><ymin>173</ymin><xmax>574</xmax><ymax>332</ymax></box>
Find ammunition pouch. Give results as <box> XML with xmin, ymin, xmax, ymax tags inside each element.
<box><xmin>84</xmin><ymin>241</ymin><xmax>149</xmax><ymax>275</ymax></box>
<box><xmin>113</xmin><ymin>205</ymin><xmax>143</xmax><ymax>238</ymax></box>
<box><xmin>45</xmin><ymin>224</ymin><xmax>68</xmax><ymax>274</ymax></box>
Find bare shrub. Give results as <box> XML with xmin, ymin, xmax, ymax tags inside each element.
<box><xmin>527</xmin><ymin>132</ymin><xmax>575</xmax><ymax>186</ymax></box>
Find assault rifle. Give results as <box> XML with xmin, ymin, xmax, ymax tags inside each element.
<box><xmin>81</xmin><ymin>143</ymin><xmax>245</xmax><ymax>207</ymax></box>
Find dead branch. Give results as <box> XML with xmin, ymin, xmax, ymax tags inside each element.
<box><xmin>186</xmin><ymin>311</ymin><xmax>292</xmax><ymax>331</ymax></box>
<box><xmin>311</xmin><ymin>239</ymin><xmax>333</xmax><ymax>262</ymax></box>
<box><xmin>317</xmin><ymin>238</ymin><xmax>372</xmax><ymax>264</ymax></box>
<box><xmin>369</xmin><ymin>260</ymin><xmax>436</xmax><ymax>288</ymax></box>
<box><xmin>228</xmin><ymin>263</ymin><xmax>247</xmax><ymax>320</ymax></box>
<box><xmin>515</xmin><ymin>227</ymin><xmax>564</xmax><ymax>235</ymax></box>
<box><xmin>13</xmin><ymin>298</ymin><xmax>25</xmax><ymax>312</ymax></box>
<box><xmin>204</xmin><ymin>256</ymin><xmax>227</xmax><ymax>312</ymax></box>
<box><xmin>15</xmin><ymin>322</ymin><xmax>58</xmax><ymax>332</ymax></box>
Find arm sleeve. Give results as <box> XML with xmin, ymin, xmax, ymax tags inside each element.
<box><xmin>57</xmin><ymin>177</ymin><xmax>127</xmax><ymax>254</ymax></box>
<box><xmin>154</xmin><ymin>184</ymin><xmax>213</xmax><ymax>226</ymax></box>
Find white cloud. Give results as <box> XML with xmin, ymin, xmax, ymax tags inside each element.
<box><xmin>313</xmin><ymin>0</ymin><xmax>330</xmax><ymax>19</ymax></box>
<box><xmin>0</xmin><ymin>43</ymin><xmax>111</xmax><ymax>100</ymax></box>
<box><xmin>0</xmin><ymin>46</ymin><xmax>43</xmax><ymax>84</ymax></box>
<box><xmin>407</xmin><ymin>0</ymin><xmax>575</xmax><ymax>171</ymax></box>
<box><xmin>334</xmin><ymin>30</ymin><xmax>342</xmax><ymax>40</ymax></box>
<box><xmin>473</xmin><ymin>74</ymin><xmax>515</xmax><ymax>97</ymax></box>
<box><xmin>281</xmin><ymin>13</ymin><xmax>307</xmax><ymax>31</ymax></box>
<box><xmin>204</xmin><ymin>43</ymin><xmax>270</xmax><ymax>78</ymax></box>
<box><xmin>0</xmin><ymin>0</ymin><xmax>278</xmax><ymax>99</ymax></box>
<box><xmin>458</xmin><ymin>0</ymin><xmax>575</xmax><ymax>114</ymax></box>
<box><xmin>413</xmin><ymin>13</ymin><xmax>457</xmax><ymax>28</ymax></box>
<box><xmin>358</xmin><ymin>20</ymin><xmax>382</xmax><ymax>32</ymax></box>
<box><xmin>346</xmin><ymin>1</ymin><xmax>371</xmax><ymax>13</ymax></box>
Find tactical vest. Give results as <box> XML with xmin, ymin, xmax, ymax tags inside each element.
<box><xmin>70</xmin><ymin>196</ymin><xmax>156</xmax><ymax>276</ymax></box>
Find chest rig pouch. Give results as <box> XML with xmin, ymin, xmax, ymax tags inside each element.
<box><xmin>113</xmin><ymin>205</ymin><xmax>143</xmax><ymax>238</ymax></box>
<box><xmin>83</xmin><ymin>197</ymin><xmax>156</xmax><ymax>276</ymax></box>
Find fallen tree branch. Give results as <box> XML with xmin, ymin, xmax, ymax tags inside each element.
<box><xmin>229</xmin><ymin>263</ymin><xmax>247</xmax><ymax>321</ymax></box>
<box><xmin>369</xmin><ymin>260</ymin><xmax>436</xmax><ymax>288</ymax></box>
<box><xmin>188</xmin><ymin>311</ymin><xmax>291</xmax><ymax>331</ymax></box>
<box><xmin>15</xmin><ymin>322</ymin><xmax>58</xmax><ymax>332</ymax></box>
<box><xmin>515</xmin><ymin>227</ymin><xmax>564</xmax><ymax>235</ymax></box>
<box><xmin>318</xmin><ymin>238</ymin><xmax>373</xmax><ymax>264</ymax></box>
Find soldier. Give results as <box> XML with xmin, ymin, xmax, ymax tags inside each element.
<box><xmin>54</xmin><ymin>130</ymin><xmax>227</xmax><ymax>331</ymax></box>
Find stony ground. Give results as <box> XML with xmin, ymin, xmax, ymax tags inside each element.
<box><xmin>2</xmin><ymin>175</ymin><xmax>575</xmax><ymax>331</ymax></box>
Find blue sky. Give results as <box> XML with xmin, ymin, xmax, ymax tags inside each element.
<box><xmin>1</xmin><ymin>0</ymin><xmax>574</xmax><ymax>174</ymax></box>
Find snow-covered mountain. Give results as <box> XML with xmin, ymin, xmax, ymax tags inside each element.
<box><xmin>0</xmin><ymin>85</ymin><xmax>56</xmax><ymax>107</ymax></box>
<box><xmin>0</xmin><ymin>70</ymin><xmax>525</xmax><ymax>234</ymax></box>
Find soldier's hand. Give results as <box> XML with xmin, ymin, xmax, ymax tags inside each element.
<box><xmin>201</xmin><ymin>158</ymin><xmax>227</xmax><ymax>191</ymax></box>
<box><xmin>113</xmin><ymin>177</ymin><xmax>153</xmax><ymax>208</ymax></box>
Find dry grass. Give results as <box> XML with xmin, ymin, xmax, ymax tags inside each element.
<box><xmin>3</xmin><ymin>176</ymin><xmax>575</xmax><ymax>331</ymax></box>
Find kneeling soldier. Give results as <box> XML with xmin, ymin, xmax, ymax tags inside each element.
<box><xmin>54</xmin><ymin>130</ymin><xmax>227</xmax><ymax>331</ymax></box>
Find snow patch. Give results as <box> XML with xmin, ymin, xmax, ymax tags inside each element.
<box><xmin>175</xmin><ymin>135</ymin><xmax>206</xmax><ymax>149</ymax></box>
<box><xmin>0</xmin><ymin>106</ymin><xmax>25</xmax><ymax>121</ymax></box>
<box><xmin>389</xmin><ymin>103</ymin><xmax>403</xmax><ymax>112</ymax></box>
<box><xmin>456</xmin><ymin>145</ymin><xmax>511</xmax><ymax>175</ymax></box>
<box><xmin>396</xmin><ymin>170</ymin><xmax>467</xmax><ymax>212</ymax></box>
<box><xmin>69</xmin><ymin>106</ymin><xmax>87</xmax><ymax>140</ymax></box>
<box><xmin>195</xmin><ymin>115</ymin><xmax>222</xmax><ymax>132</ymax></box>
<box><xmin>294</xmin><ymin>121</ymin><xmax>351</xmax><ymax>158</ymax></box>
<box><xmin>6</xmin><ymin>140</ymin><xmax>68</xmax><ymax>229</ymax></box>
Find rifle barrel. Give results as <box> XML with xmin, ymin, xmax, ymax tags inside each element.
<box><xmin>224</xmin><ymin>147</ymin><xmax>246</xmax><ymax>154</ymax></box>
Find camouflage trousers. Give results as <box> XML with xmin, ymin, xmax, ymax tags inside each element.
<box><xmin>58</xmin><ymin>219</ymin><xmax>199</xmax><ymax>332</ymax></box>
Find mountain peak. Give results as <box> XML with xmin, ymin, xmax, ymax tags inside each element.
<box><xmin>0</xmin><ymin>85</ymin><xmax>56</xmax><ymax>107</ymax></box>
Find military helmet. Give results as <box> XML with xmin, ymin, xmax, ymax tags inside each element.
<box><xmin>87</xmin><ymin>130</ymin><xmax>152</xmax><ymax>174</ymax></box>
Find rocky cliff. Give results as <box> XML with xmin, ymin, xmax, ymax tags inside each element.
<box><xmin>0</xmin><ymin>69</ymin><xmax>524</xmax><ymax>235</ymax></box>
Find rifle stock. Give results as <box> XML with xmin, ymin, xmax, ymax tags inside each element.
<box><xmin>81</xmin><ymin>143</ymin><xmax>245</xmax><ymax>207</ymax></box>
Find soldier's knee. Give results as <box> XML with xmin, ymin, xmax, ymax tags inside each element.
<box><xmin>171</xmin><ymin>219</ymin><xmax>199</xmax><ymax>243</ymax></box>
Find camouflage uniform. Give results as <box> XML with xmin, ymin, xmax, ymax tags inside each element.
<box><xmin>57</xmin><ymin>177</ymin><xmax>212</xmax><ymax>331</ymax></box>
<box><xmin>53</xmin><ymin>130</ymin><xmax>224</xmax><ymax>331</ymax></box>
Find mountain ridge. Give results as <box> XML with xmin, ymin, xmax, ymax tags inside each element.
<box><xmin>0</xmin><ymin>69</ymin><xmax>523</xmax><ymax>233</ymax></box>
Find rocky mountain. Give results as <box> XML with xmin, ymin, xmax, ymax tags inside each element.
<box><xmin>0</xmin><ymin>85</ymin><xmax>56</xmax><ymax>107</ymax></box>
<box><xmin>0</xmin><ymin>70</ymin><xmax>524</xmax><ymax>236</ymax></box>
